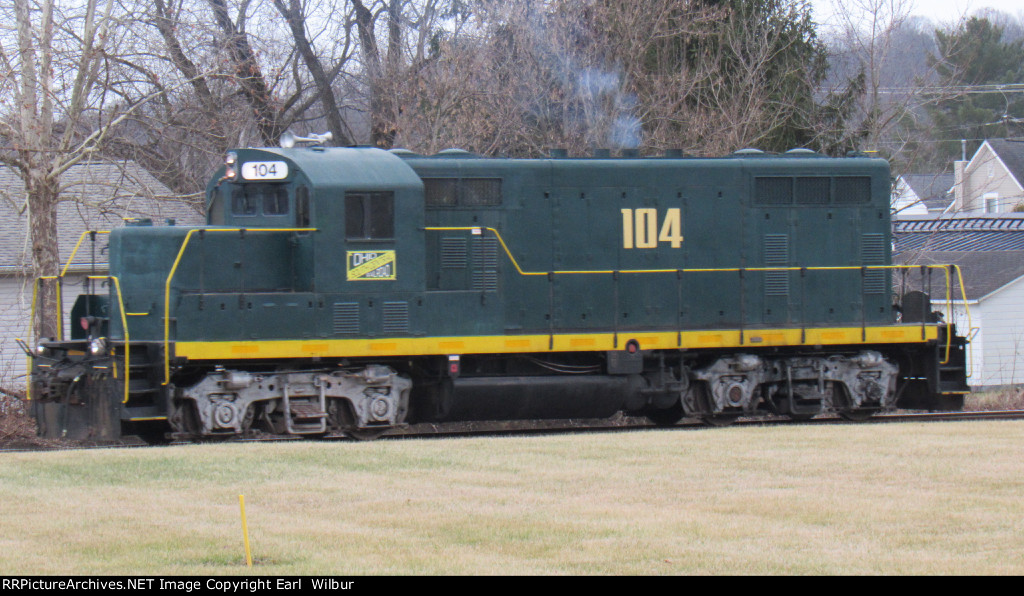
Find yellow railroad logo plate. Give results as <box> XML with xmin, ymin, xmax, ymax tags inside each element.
<box><xmin>347</xmin><ymin>251</ymin><xmax>396</xmax><ymax>281</ymax></box>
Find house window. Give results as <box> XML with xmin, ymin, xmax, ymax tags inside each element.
<box><xmin>984</xmin><ymin>192</ymin><xmax>999</xmax><ymax>214</ymax></box>
<box><xmin>346</xmin><ymin>191</ymin><xmax>394</xmax><ymax>240</ymax></box>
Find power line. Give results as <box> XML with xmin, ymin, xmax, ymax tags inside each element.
<box><xmin>874</xmin><ymin>83</ymin><xmax>1024</xmax><ymax>95</ymax></box>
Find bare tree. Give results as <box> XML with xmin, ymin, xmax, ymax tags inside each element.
<box><xmin>395</xmin><ymin>0</ymin><xmax>839</xmax><ymax>157</ymax></box>
<box><xmin>0</xmin><ymin>0</ymin><xmax>161</xmax><ymax>338</ymax></box>
<box><xmin>826</xmin><ymin>0</ymin><xmax>940</xmax><ymax>167</ymax></box>
<box><xmin>272</xmin><ymin>0</ymin><xmax>355</xmax><ymax>145</ymax></box>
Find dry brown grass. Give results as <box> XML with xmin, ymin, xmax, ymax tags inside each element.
<box><xmin>3</xmin><ymin>420</ymin><xmax>1024</xmax><ymax>575</ymax></box>
<box><xmin>965</xmin><ymin>387</ymin><xmax>1024</xmax><ymax>411</ymax></box>
<box><xmin>0</xmin><ymin>392</ymin><xmax>43</xmax><ymax>449</ymax></box>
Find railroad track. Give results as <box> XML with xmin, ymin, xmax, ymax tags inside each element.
<box><xmin>4</xmin><ymin>409</ymin><xmax>1024</xmax><ymax>453</ymax></box>
<box><xmin>379</xmin><ymin>409</ymin><xmax>1024</xmax><ymax>441</ymax></box>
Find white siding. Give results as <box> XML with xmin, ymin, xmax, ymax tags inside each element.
<box><xmin>937</xmin><ymin>277</ymin><xmax>1024</xmax><ymax>388</ymax></box>
<box><xmin>0</xmin><ymin>276</ymin><xmax>33</xmax><ymax>386</ymax></box>
<box><xmin>892</xmin><ymin>177</ymin><xmax>928</xmax><ymax>217</ymax></box>
<box><xmin>0</xmin><ymin>274</ymin><xmax>89</xmax><ymax>387</ymax></box>
<box><xmin>961</xmin><ymin>144</ymin><xmax>1024</xmax><ymax>214</ymax></box>
<box><xmin>974</xmin><ymin>277</ymin><xmax>1024</xmax><ymax>387</ymax></box>
<box><xmin>934</xmin><ymin>300</ymin><xmax>983</xmax><ymax>385</ymax></box>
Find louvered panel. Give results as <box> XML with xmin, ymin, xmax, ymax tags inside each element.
<box><xmin>862</xmin><ymin>233</ymin><xmax>887</xmax><ymax>294</ymax></box>
<box><xmin>441</xmin><ymin>237</ymin><xmax>467</xmax><ymax>268</ymax></box>
<box><xmin>472</xmin><ymin>271</ymin><xmax>498</xmax><ymax>292</ymax></box>
<box><xmin>764</xmin><ymin>234</ymin><xmax>789</xmax><ymax>297</ymax></box>
<box><xmin>382</xmin><ymin>301</ymin><xmax>409</xmax><ymax>334</ymax></box>
<box><xmin>472</xmin><ymin>236</ymin><xmax>499</xmax><ymax>292</ymax></box>
<box><xmin>473</xmin><ymin>236</ymin><xmax>499</xmax><ymax>267</ymax></box>
<box><xmin>333</xmin><ymin>302</ymin><xmax>359</xmax><ymax>335</ymax></box>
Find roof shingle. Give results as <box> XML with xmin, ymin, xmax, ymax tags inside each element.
<box><xmin>0</xmin><ymin>162</ymin><xmax>203</xmax><ymax>272</ymax></box>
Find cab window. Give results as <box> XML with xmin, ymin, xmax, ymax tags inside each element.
<box><xmin>296</xmin><ymin>186</ymin><xmax>310</xmax><ymax>227</ymax></box>
<box><xmin>230</xmin><ymin>184</ymin><xmax>290</xmax><ymax>217</ymax></box>
<box><xmin>345</xmin><ymin>191</ymin><xmax>394</xmax><ymax>240</ymax></box>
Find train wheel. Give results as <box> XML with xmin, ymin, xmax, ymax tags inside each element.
<box><xmin>701</xmin><ymin>414</ymin><xmax>740</xmax><ymax>427</ymax></box>
<box><xmin>137</xmin><ymin>430</ymin><xmax>173</xmax><ymax>445</ymax></box>
<box><xmin>839</xmin><ymin>410</ymin><xmax>875</xmax><ymax>422</ymax></box>
<box><xmin>683</xmin><ymin>381</ymin><xmax>738</xmax><ymax>426</ymax></box>
<box><xmin>647</xmin><ymin>401</ymin><xmax>685</xmax><ymax>426</ymax></box>
<box><xmin>346</xmin><ymin>427</ymin><xmax>389</xmax><ymax>441</ymax></box>
<box><xmin>126</xmin><ymin>421</ymin><xmax>173</xmax><ymax>445</ymax></box>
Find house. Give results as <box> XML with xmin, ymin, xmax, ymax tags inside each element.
<box><xmin>894</xmin><ymin>215</ymin><xmax>1024</xmax><ymax>388</ymax></box>
<box><xmin>953</xmin><ymin>138</ymin><xmax>1024</xmax><ymax>215</ymax></box>
<box><xmin>892</xmin><ymin>174</ymin><xmax>954</xmax><ymax>218</ymax></box>
<box><xmin>0</xmin><ymin>161</ymin><xmax>204</xmax><ymax>387</ymax></box>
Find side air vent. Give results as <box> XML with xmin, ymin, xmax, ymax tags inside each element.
<box><xmin>756</xmin><ymin>177</ymin><xmax>793</xmax><ymax>205</ymax></box>
<box><xmin>764</xmin><ymin>234</ymin><xmax>789</xmax><ymax>297</ymax></box>
<box><xmin>333</xmin><ymin>302</ymin><xmax>359</xmax><ymax>335</ymax></box>
<box><xmin>441</xmin><ymin>237</ymin><xmax>468</xmax><ymax>268</ymax></box>
<box><xmin>472</xmin><ymin>236</ymin><xmax>499</xmax><ymax>292</ymax></box>
<box><xmin>862</xmin><ymin>234</ymin><xmax>887</xmax><ymax>294</ymax></box>
<box><xmin>382</xmin><ymin>302</ymin><xmax>410</xmax><ymax>334</ymax></box>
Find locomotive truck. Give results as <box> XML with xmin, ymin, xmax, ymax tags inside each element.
<box><xmin>28</xmin><ymin>143</ymin><xmax>970</xmax><ymax>442</ymax></box>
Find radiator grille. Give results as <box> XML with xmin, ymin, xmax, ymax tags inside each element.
<box><xmin>862</xmin><ymin>233</ymin><xmax>887</xmax><ymax>294</ymax></box>
<box><xmin>764</xmin><ymin>234</ymin><xmax>789</xmax><ymax>297</ymax></box>
<box><xmin>472</xmin><ymin>236</ymin><xmax>499</xmax><ymax>292</ymax></box>
<box><xmin>382</xmin><ymin>302</ymin><xmax>410</xmax><ymax>334</ymax></box>
<box><xmin>441</xmin><ymin>237</ymin><xmax>467</xmax><ymax>268</ymax></box>
<box><xmin>333</xmin><ymin>302</ymin><xmax>359</xmax><ymax>335</ymax></box>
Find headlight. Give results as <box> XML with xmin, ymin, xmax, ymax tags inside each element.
<box><xmin>35</xmin><ymin>344</ymin><xmax>48</xmax><ymax>356</ymax></box>
<box><xmin>224</xmin><ymin>152</ymin><xmax>238</xmax><ymax>180</ymax></box>
<box><xmin>89</xmin><ymin>337</ymin><xmax>107</xmax><ymax>355</ymax></box>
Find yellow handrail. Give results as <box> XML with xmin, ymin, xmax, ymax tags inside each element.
<box><xmin>162</xmin><ymin>228</ymin><xmax>317</xmax><ymax>384</ymax></box>
<box><xmin>427</xmin><ymin>226</ymin><xmax>973</xmax><ymax>362</ymax></box>
<box><xmin>28</xmin><ymin>275</ymin><xmax>131</xmax><ymax>404</ymax></box>
<box><xmin>61</xmin><ymin>230</ymin><xmax>111</xmax><ymax>277</ymax></box>
<box><xmin>91</xmin><ymin>275</ymin><xmax>131</xmax><ymax>404</ymax></box>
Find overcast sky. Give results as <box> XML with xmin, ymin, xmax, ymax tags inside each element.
<box><xmin>812</xmin><ymin>0</ymin><xmax>1024</xmax><ymax>32</ymax></box>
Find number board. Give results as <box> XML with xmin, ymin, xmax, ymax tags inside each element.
<box><xmin>241</xmin><ymin>161</ymin><xmax>288</xmax><ymax>180</ymax></box>
<box><xmin>347</xmin><ymin>251</ymin><xmax>397</xmax><ymax>281</ymax></box>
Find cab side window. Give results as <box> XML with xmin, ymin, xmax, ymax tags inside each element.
<box><xmin>296</xmin><ymin>186</ymin><xmax>310</xmax><ymax>227</ymax></box>
<box><xmin>345</xmin><ymin>191</ymin><xmax>394</xmax><ymax>240</ymax></box>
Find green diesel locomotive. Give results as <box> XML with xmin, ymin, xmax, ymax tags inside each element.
<box><xmin>29</xmin><ymin>145</ymin><xmax>970</xmax><ymax>442</ymax></box>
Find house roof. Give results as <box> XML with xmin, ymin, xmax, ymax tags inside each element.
<box><xmin>0</xmin><ymin>161</ymin><xmax>203</xmax><ymax>273</ymax></box>
<box><xmin>894</xmin><ymin>216</ymin><xmax>1024</xmax><ymax>299</ymax></box>
<box><xmin>894</xmin><ymin>249</ymin><xmax>1024</xmax><ymax>301</ymax></box>
<box><xmin>985</xmin><ymin>138</ymin><xmax>1024</xmax><ymax>189</ymax></box>
<box><xmin>900</xmin><ymin>173</ymin><xmax>954</xmax><ymax>212</ymax></box>
<box><xmin>894</xmin><ymin>215</ymin><xmax>1024</xmax><ymax>251</ymax></box>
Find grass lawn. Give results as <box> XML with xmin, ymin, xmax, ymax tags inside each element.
<box><xmin>2</xmin><ymin>419</ymin><xmax>1023</xmax><ymax>575</ymax></box>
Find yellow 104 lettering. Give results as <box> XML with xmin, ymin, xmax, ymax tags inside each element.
<box><xmin>621</xmin><ymin>208</ymin><xmax>684</xmax><ymax>249</ymax></box>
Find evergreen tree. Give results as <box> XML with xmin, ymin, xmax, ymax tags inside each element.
<box><xmin>929</xmin><ymin>17</ymin><xmax>1024</xmax><ymax>158</ymax></box>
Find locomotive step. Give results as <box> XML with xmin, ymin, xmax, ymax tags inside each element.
<box><xmin>288</xmin><ymin>403</ymin><xmax>327</xmax><ymax>421</ymax></box>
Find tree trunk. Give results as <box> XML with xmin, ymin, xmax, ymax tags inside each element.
<box><xmin>26</xmin><ymin>170</ymin><xmax>61</xmax><ymax>341</ymax></box>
